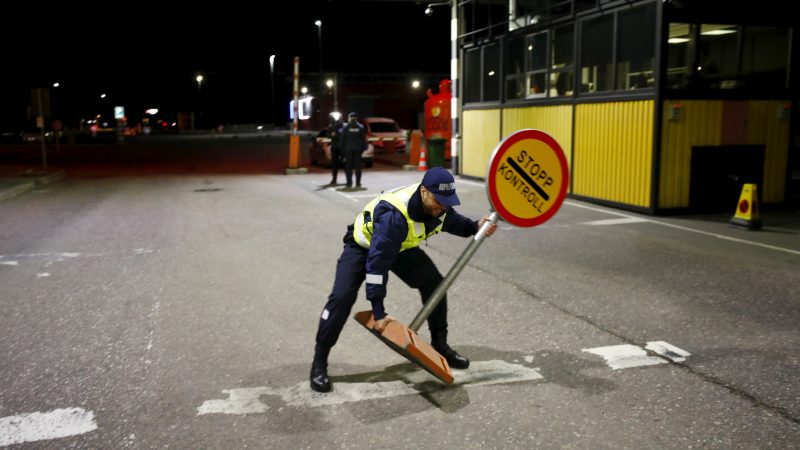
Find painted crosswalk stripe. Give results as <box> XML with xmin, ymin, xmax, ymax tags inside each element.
<box><xmin>645</xmin><ymin>341</ymin><xmax>691</xmax><ymax>362</ymax></box>
<box><xmin>198</xmin><ymin>359</ymin><xmax>543</xmax><ymax>415</ymax></box>
<box><xmin>583</xmin><ymin>341</ymin><xmax>690</xmax><ymax>369</ymax></box>
<box><xmin>0</xmin><ymin>408</ymin><xmax>97</xmax><ymax>446</ymax></box>
<box><xmin>583</xmin><ymin>344</ymin><xmax>665</xmax><ymax>370</ymax></box>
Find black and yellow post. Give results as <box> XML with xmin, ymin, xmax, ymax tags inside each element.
<box><xmin>730</xmin><ymin>183</ymin><xmax>762</xmax><ymax>230</ymax></box>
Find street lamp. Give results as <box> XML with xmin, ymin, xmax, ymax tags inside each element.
<box><xmin>269</xmin><ymin>54</ymin><xmax>276</xmax><ymax>125</ymax></box>
<box><xmin>315</xmin><ymin>20</ymin><xmax>323</xmax><ymax>73</ymax></box>
<box><xmin>196</xmin><ymin>74</ymin><xmax>204</xmax><ymax>90</ymax></box>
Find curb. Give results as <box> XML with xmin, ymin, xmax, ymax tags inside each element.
<box><xmin>0</xmin><ymin>182</ymin><xmax>36</xmax><ymax>202</ymax></box>
<box><xmin>0</xmin><ymin>170</ymin><xmax>66</xmax><ymax>203</ymax></box>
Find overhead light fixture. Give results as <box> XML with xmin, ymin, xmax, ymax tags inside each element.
<box><xmin>701</xmin><ymin>25</ymin><xmax>737</xmax><ymax>36</ymax></box>
<box><xmin>668</xmin><ymin>37</ymin><xmax>690</xmax><ymax>44</ymax></box>
<box><xmin>701</xmin><ymin>29</ymin><xmax>736</xmax><ymax>36</ymax></box>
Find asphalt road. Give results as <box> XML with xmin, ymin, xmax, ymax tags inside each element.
<box><xmin>0</xmin><ymin>135</ymin><xmax>798</xmax><ymax>448</ymax></box>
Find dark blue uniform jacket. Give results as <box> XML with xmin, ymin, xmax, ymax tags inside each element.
<box><xmin>366</xmin><ymin>186</ymin><xmax>479</xmax><ymax>315</ymax></box>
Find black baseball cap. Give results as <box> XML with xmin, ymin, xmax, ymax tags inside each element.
<box><xmin>421</xmin><ymin>167</ymin><xmax>460</xmax><ymax>207</ymax></box>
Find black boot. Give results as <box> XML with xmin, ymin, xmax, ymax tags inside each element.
<box><xmin>310</xmin><ymin>344</ymin><xmax>332</xmax><ymax>393</ymax></box>
<box><xmin>431</xmin><ymin>330</ymin><xmax>470</xmax><ymax>369</ymax></box>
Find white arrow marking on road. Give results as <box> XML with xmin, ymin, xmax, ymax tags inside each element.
<box><xmin>583</xmin><ymin>341</ymin><xmax>690</xmax><ymax>370</ymax></box>
<box><xmin>0</xmin><ymin>408</ymin><xmax>97</xmax><ymax>446</ymax></box>
<box><xmin>197</xmin><ymin>360</ymin><xmax>543</xmax><ymax>415</ymax></box>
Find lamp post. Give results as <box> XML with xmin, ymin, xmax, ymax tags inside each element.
<box><xmin>269</xmin><ymin>54</ymin><xmax>276</xmax><ymax>126</ymax></box>
<box><xmin>195</xmin><ymin>74</ymin><xmax>204</xmax><ymax>130</ymax></box>
<box><xmin>315</xmin><ymin>20</ymin><xmax>323</xmax><ymax>73</ymax></box>
<box><xmin>424</xmin><ymin>1</ymin><xmax>462</xmax><ymax>174</ymax></box>
<box><xmin>326</xmin><ymin>76</ymin><xmax>338</xmax><ymax>113</ymax></box>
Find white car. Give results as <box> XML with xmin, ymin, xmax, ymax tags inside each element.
<box><xmin>363</xmin><ymin>117</ymin><xmax>406</xmax><ymax>154</ymax></box>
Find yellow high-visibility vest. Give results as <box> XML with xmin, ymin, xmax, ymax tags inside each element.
<box><xmin>353</xmin><ymin>183</ymin><xmax>446</xmax><ymax>251</ymax></box>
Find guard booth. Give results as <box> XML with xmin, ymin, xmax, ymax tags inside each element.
<box><xmin>458</xmin><ymin>0</ymin><xmax>798</xmax><ymax>214</ymax></box>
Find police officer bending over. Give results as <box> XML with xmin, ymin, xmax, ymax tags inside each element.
<box><xmin>310</xmin><ymin>167</ymin><xmax>498</xmax><ymax>392</ymax></box>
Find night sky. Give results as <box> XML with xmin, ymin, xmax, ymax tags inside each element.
<box><xmin>0</xmin><ymin>0</ymin><xmax>450</xmax><ymax>130</ymax></box>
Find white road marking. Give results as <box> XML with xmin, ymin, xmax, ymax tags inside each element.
<box><xmin>334</xmin><ymin>190</ymin><xmax>360</xmax><ymax>202</ymax></box>
<box><xmin>198</xmin><ymin>360</ymin><xmax>543</xmax><ymax>415</ymax></box>
<box><xmin>455</xmin><ymin>178</ymin><xmax>486</xmax><ymax>188</ymax></box>
<box><xmin>0</xmin><ymin>261</ymin><xmax>18</xmax><ymax>266</ymax></box>
<box><xmin>564</xmin><ymin>201</ymin><xmax>800</xmax><ymax>256</ymax></box>
<box><xmin>0</xmin><ymin>408</ymin><xmax>97</xmax><ymax>446</ymax></box>
<box><xmin>36</xmin><ymin>273</ymin><xmax>50</xmax><ymax>278</ymax></box>
<box><xmin>583</xmin><ymin>344</ymin><xmax>666</xmax><ymax>370</ymax></box>
<box><xmin>580</xmin><ymin>217</ymin><xmax>650</xmax><ymax>226</ymax></box>
<box><xmin>646</xmin><ymin>341</ymin><xmax>691</xmax><ymax>362</ymax></box>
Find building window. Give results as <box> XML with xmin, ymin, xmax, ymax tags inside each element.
<box><xmin>484</xmin><ymin>43</ymin><xmax>501</xmax><ymax>101</ymax></box>
<box><xmin>580</xmin><ymin>14</ymin><xmax>613</xmax><ymax>93</ymax></box>
<box><xmin>741</xmin><ymin>26</ymin><xmax>789</xmax><ymax>89</ymax></box>
<box><xmin>464</xmin><ymin>48</ymin><xmax>482</xmax><ymax>102</ymax></box>
<box><xmin>526</xmin><ymin>32</ymin><xmax>548</xmax><ymax>97</ymax></box>
<box><xmin>550</xmin><ymin>25</ymin><xmax>574</xmax><ymax>97</ymax></box>
<box><xmin>505</xmin><ymin>36</ymin><xmax>526</xmax><ymax>101</ymax></box>
<box><xmin>667</xmin><ymin>22</ymin><xmax>692</xmax><ymax>89</ymax></box>
<box><xmin>616</xmin><ymin>4</ymin><xmax>655</xmax><ymax>90</ymax></box>
<box><xmin>698</xmin><ymin>24</ymin><xmax>738</xmax><ymax>88</ymax></box>
<box><xmin>667</xmin><ymin>22</ymin><xmax>789</xmax><ymax>92</ymax></box>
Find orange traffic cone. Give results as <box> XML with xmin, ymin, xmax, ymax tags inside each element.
<box><xmin>417</xmin><ymin>147</ymin><xmax>428</xmax><ymax>172</ymax></box>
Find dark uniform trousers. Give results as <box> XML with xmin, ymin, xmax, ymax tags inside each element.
<box><xmin>315</xmin><ymin>228</ymin><xmax>447</xmax><ymax>349</ymax></box>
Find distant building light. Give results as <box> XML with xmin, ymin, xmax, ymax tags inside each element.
<box><xmin>100</xmin><ymin>93</ymin><xmax>107</xmax><ymax>99</ymax></box>
<box><xmin>488</xmin><ymin>71</ymin><xmax>495</xmax><ymax>76</ymax></box>
<box><xmin>257</xmin><ymin>125</ymin><xmax>264</xmax><ymax>130</ymax></box>
<box><xmin>301</xmin><ymin>86</ymin><xmax>308</xmax><ymax>95</ymax></box>
<box><xmin>146</xmin><ymin>108</ymin><xmax>159</xmax><ymax>115</ymax></box>
<box><xmin>53</xmin><ymin>82</ymin><xmax>60</xmax><ymax>88</ymax></box>
<box><xmin>289</xmin><ymin>96</ymin><xmax>314</xmax><ymax>120</ymax></box>
<box><xmin>411</xmin><ymin>80</ymin><xmax>421</xmax><ymax>89</ymax></box>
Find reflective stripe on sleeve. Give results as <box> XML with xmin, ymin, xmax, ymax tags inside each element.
<box><xmin>366</xmin><ymin>274</ymin><xmax>383</xmax><ymax>285</ymax></box>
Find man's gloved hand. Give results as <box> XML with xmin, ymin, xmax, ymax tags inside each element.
<box><xmin>374</xmin><ymin>315</ymin><xmax>396</xmax><ymax>333</ymax></box>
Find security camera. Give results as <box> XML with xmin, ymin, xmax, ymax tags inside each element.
<box><xmin>425</xmin><ymin>5</ymin><xmax>433</xmax><ymax>16</ymax></box>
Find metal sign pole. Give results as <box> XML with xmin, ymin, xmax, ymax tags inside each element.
<box><xmin>408</xmin><ymin>211</ymin><xmax>499</xmax><ymax>332</ymax></box>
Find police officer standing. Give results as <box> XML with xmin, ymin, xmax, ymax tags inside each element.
<box><xmin>339</xmin><ymin>112</ymin><xmax>367</xmax><ymax>190</ymax></box>
<box><xmin>327</xmin><ymin>113</ymin><xmax>344</xmax><ymax>186</ymax></box>
<box><xmin>309</xmin><ymin>167</ymin><xmax>498</xmax><ymax>393</ymax></box>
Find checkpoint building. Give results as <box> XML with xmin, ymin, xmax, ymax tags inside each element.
<box><xmin>455</xmin><ymin>0</ymin><xmax>798</xmax><ymax>214</ymax></box>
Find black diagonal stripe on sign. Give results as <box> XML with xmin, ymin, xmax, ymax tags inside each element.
<box><xmin>506</xmin><ymin>157</ymin><xmax>550</xmax><ymax>201</ymax></box>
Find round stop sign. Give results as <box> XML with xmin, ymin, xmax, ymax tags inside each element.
<box><xmin>486</xmin><ymin>129</ymin><xmax>569</xmax><ymax>227</ymax></box>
